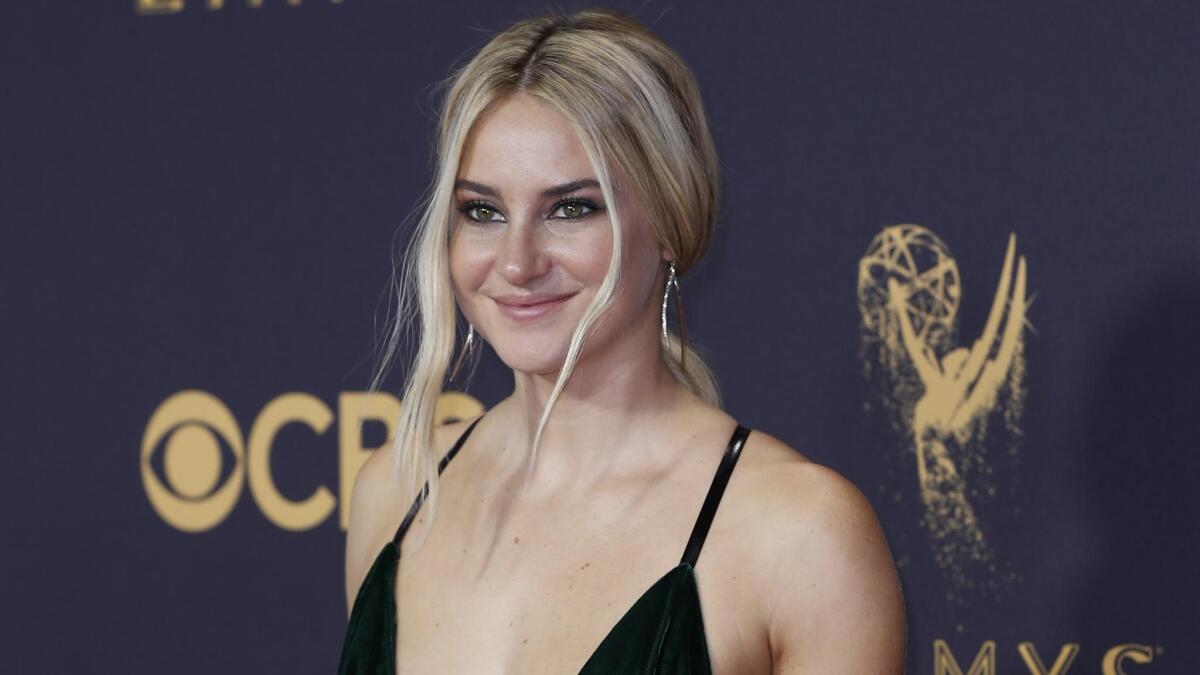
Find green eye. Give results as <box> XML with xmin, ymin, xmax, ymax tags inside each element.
<box><xmin>551</xmin><ymin>198</ymin><xmax>603</xmax><ymax>221</ymax></box>
<box><xmin>460</xmin><ymin>201</ymin><xmax>503</xmax><ymax>223</ymax></box>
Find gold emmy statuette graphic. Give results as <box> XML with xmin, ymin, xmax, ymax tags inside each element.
<box><xmin>858</xmin><ymin>224</ymin><xmax>1030</xmax><ymax>598</ymax></box>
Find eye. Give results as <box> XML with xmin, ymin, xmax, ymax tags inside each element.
<box><xmin>459</xmin><ymin>200</ymin><xmax>505</xmax><ymax>224</ymax></box>
<box><xmin>549</xmin><ymin>197</ymin><xmax>604</xmax><ymax>221</ymax></box>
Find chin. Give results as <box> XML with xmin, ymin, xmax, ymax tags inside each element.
<box><xmin>489</xmin><ymin>338</ymin><xmax>572</xmax><ymax>376</ymax></box>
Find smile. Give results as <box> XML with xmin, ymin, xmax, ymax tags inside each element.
<box><xmin>492</xmin><ymin>293</ymin><xmax>575</xmax><ymax>322</ymax></box>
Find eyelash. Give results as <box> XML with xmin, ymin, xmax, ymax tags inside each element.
<box><xmin>457</xmin><ymin>197</ymin><xmax>605</xmax><ymax>224</ymax></box>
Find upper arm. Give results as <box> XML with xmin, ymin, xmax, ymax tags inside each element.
<box><xmin>343</xmin><ymin>421</ymin><xmax>470</xmax><ymax>617</ymax></box>
<box><xmin>764</xmin><ymin>462</ymin><xmax>907</xmax><ymax>674</ymax></box>
<box><xmin>344</xmin><ymin>443</ymin><xmax>405</xmax><ymax>617</ymax></box>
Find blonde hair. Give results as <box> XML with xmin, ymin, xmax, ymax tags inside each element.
<box><xmin>368</xmin><ymin>7</ymin><xmax>724</xmax><ymax>537</ymax></box>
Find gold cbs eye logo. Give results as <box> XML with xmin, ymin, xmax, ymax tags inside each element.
<box><xmin>141</xmin><ymin>388</ymin><xmax>485</xmax><ymax>532</ymax></box>
<box><xmin>141</xmin><ymin>390</ymin><xmax>244</xmax><ymax>533</ymax></box>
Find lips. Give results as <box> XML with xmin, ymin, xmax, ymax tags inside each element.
<box><xmin>492</xmin><ymin>292</ymin><xmax>575</xmax><ymax>321</ymax></box>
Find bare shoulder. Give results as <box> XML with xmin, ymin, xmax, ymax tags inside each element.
<box><xmin>342</xmin><ymin>417</ymin><xmax>476</xmax><ymax>616</ymax></box>
<box><xmin>732</xmin><ymin>430</ymin><xmax>907</xmax><ymax>674</ymax></box>
<box><xmin>735</xmin><ymin>429</ymin><xmax>876</xmax><ymax>526</ymax></box>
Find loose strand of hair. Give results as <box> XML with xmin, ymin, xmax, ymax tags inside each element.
<box><xmin>523</xmin><ymin>129</ymin><xmax>624</xmax><ymax>484</ymax></box>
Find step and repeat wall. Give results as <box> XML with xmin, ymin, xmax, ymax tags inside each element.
<box><xmin>5</xmin><ymin>1</ymin><xmax>1198</xmax><ymax>673</ymax></box>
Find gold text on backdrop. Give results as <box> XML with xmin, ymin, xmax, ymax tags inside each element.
<box><xmin>934</xmin><ymin>639</ymin><xmax>1158</xmax><ymax>674</ymax></box>
<box><xmin>134</xmin><ymin>0</ymin><xmax>344</xmax><ymax>16</ymax></box>
<box><xmin>140</xmin><ymin>389</ymin><xmax>483</xmax><ymax>532</ymax></box>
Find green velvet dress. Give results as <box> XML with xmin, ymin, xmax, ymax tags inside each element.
<box><xmin>337</xmin><ymin>416</ymin><xmax>750</xmax><ymax>675</ymax></box>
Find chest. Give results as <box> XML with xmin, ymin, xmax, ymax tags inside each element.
<box><xmin>390</xmin><ymin>498</ymin><xmax>770</xmax><ymax>674</ymax></box>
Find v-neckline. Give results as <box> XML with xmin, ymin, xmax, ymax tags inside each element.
<box><xmin>363</xmin><ymin>540</ymin><xmax>711</xmax><ymax>674</ymax></box>
<box><xmin>338</xmin><ymin>419</ymin><xmax>748</xmax><ymax>675</ymax></box>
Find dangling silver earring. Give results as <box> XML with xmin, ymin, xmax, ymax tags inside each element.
<box><xmin>448</xmin><ymin>323</ymin><xmax>475</xmax><ymax>383</ymax></box>
<box><xmin>661</xmin><ymin>261</ymin><xmax>688</xmax><ymax>374</ymax></box>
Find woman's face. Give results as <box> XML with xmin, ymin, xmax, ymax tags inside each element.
<box><xmin>449</xmin><ymin>93</ymin><xmax>668</xmax><ymax>376</ymax></box>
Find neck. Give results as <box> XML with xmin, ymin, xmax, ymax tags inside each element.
<box><xmin>497</xmin><ymin>326</ymin><xmax>690</xmax><ymax>487</ymax></box>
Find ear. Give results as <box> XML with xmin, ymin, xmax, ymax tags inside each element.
<box><xmin>660</xmin><ymin>247</ymin><xmax>675</xmax><ymax>263</ymax></box>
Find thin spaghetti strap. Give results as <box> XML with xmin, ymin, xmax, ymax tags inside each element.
<box><xmin>680</xmin><ymin>423</ymin><xmax>751</xmax><ymax>567</ymax></box>
<box><xmin>391</xmin><ymin>413</ymin><xmax>485</xmax><ymax>546</ymax></box>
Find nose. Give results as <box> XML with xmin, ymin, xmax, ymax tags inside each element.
<box><xmin>497</xmin><ymin>216</ymin><xmax>550</xmax><ymax>286</ymax></box>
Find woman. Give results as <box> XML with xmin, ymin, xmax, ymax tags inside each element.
<box><xmin>340</xmin><ymin>8</ymin><xmax>906</xmax><ymax>674</ymax></box>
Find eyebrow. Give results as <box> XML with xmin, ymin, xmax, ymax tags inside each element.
<box><xmin>454</xmin><ymin>178</ymin><xmax>601</xmax><ymax>199</ymax></box>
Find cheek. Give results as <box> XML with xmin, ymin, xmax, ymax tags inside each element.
<box><xmin>546</xmin><ymin>226</ymin><xmax>613</xmax><ymax>284</ymax></box>
<box><xmin>619</xmin><ymin>220</ymin><xmax>665</xmax><ymax>303</ymax></box>
<box><xmin>448</xmin><ymin>236</ymin><xmax>492</xmax><ymax>301</ymax></box>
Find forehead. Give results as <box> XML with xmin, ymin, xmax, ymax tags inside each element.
<box><xmin>457</xmin><ymin>94</ymin><xmax>596</xmax><ymax>190</ymax></box>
